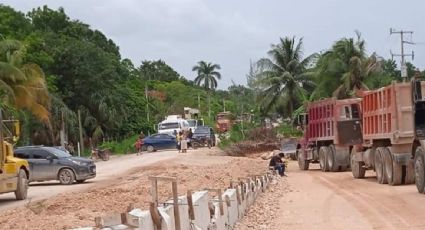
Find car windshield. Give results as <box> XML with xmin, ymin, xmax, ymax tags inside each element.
<box><xmin>195</xmin><ymin>127</ymin><xmax>209</xmax><ymax>134</ymax></box>
<box><xmin>48</xmin><ymin>147</ymin><xmax>72</xmax><ymax>158</ymax></box>
<box><xmin>159</xmin><ymin>122</ymin><xmax>179</xmax><ymax>130</ymax></box>
<box><xmin>187</xmin><ymin>120</ymin><xmax>196</xmax><ymax>127</ymax></box>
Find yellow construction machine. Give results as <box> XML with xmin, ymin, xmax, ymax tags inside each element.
<box><xmin>0</xmin><ymin>110</ymin><xmax>29</xmax><ymax>200</ymax></box>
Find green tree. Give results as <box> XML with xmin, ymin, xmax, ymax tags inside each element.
<box><xmin>192</xmin><ymin>61</ymin><xmax>222</xmax><ymax>118</ymax></box>
<box><xmin>254</xmin><ymin>37</ymin><xmax>315</xmax><ymax>117</ymax></box>
<box><xmin>138</xmin><ymin>60</ymin><xmax>182</xmax><ymax>82</ymax></box>
<box><xmin>313</xmin><ymin>32</ymin><xmax>382</xmax><ymax>99</ymax></box>
<box><xmin>0</xmin><ymin>4</ymin><xmax>32</xmax><ymax>39</ymax></box>
<box><xmin>0</xmin><ymin>39</ymin><xmax>50</xmax><ymax>122</ymax></box>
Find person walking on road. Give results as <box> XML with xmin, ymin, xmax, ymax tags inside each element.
<box><xmin>269</xmin><ymin>152</ymin><xmax>287</xmax><ymax>176</ymax></box>
<box><xmin>134</xmin><ymin>138</ymin><xmax>143</xmax><ymax>155</ymax></box>
<box><xmin>187</xmin><ymin>128</ymin><xmax>193</xmax><ymax>148</ymax></box>
<box><xmin>176</xmin><ymin>131</ymin><xmax>183</xmax><ymax>153</ymax></box>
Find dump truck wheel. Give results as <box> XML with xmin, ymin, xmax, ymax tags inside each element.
<box><xmin>405</xmin><ymin>159</ymin><xmax>415</xmax><ymax>185</ymax></box>
<box><xmin>297</xmin><ymin>150</ymin><xmax>309</xmax><ymax>170</ymax></box>
<box><xmin>15</xmin><ymin>169</ymin><xmax>28</xmax><ymax>200</ymax></box>
<box><xmin>326</xmin><ymin>145</ymin><xmax>338</xmax><ymax>172</ymax></box>
<box><xmin>375</xmin><ymin>148</ymin><xmax>388</xmax><ymax>184</ymax></box>
<box><xmin>391</xmin><ymin>158</ymin><xmax>403</xmax><ymax>185</ymax></box>
<box><xmin>415</xmin><ymin>147</ymin><xmax>425</xmax><ymax>193</ymax></box>
<box><xmin>351</xmin><ymin>152</ymin><xmax>365</xmax><ymax>179</ymax></box>
<box><xmin>381</xmin><ymin>147</ymin><xmax>394</xmax><ymax>185</ymax></box>
<box><xmin>319</xmin><ymin>146</ymin><xmax>328</xmax><ymax>172</ymax></box>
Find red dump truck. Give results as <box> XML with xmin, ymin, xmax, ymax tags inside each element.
<box><xmin>297</xmin><ymin>98</ymin><xmax>363</xmax><ymax>171</ymax></box>
<box><xmin>351</xmin><ymin>80</ymin><xmax>425</xmax><ymax>188</ymax></box>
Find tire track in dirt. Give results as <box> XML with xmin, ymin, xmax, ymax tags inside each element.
<box><xmin>313</xmin><ymin>173</ymin><xmax>406</xmax><ymax>229</ymax></box>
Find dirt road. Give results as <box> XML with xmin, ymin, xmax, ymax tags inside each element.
<box><xmin>0</xmin><ymin>150</ymin><xmax>178</xmax><ymax>211</ymax></box>
<box><xmin>239</xmin><ymin>161</ymin><xmax>425</xmax><ymax>229</ymax></box>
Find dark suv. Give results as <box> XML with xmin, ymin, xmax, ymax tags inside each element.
<box><xmin>14</xmin><ymin>146</ymin><xmax>96</xmax><ymax>185</ymax></box>
<box><xmin>192</xmin><ymin>126</ymin><xmax>216</xmax><ymax>148</ymax></box>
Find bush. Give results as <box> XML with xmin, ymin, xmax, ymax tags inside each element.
<box><xmin>99</xmin><ymin>135</ymin><xmax>139</xmax><ymax>154</ymax></box>
<box><xmin>276</xmin><ymin>123</ymin><xmax>303</xmax><ymax>138</ymax></box>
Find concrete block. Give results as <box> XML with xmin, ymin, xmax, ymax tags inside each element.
<box><xmin>192</xmin><ymin>191</ymin><xmax>210</xmax><ymax>230</ymax></box>
<box><xmin>223</xmin><ymin>189</ymin><xmax>238</xmax><ymax>227</ymax></box>
<box><xmin>237</xmin><ymin>185</ymin><xmax>247</xmax><ymax>218</ymax></box>
<box><xmin>210</xmin><ymin>196</ymin><xmax>228</xmax><ymax>230</ymax></box>
<box><xmin>159</xmin><ymin>205</ymin><xmax>175</xmax><ymax>230</ymax></box>
<box><xmin>164</xmin><ymin>196</ymin><xmax>190</xmax><ymax>230</ymax></box>
<box><xmin>129</xmin><ymin>209</ymin><xmax>154</xmax><ymax>230</ymax></box>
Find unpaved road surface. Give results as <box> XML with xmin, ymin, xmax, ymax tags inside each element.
<box><xmin>238</xmin><ymin>161</ymin><xmax>425</xmax><ymax>230</ymax></box>
<box><xmin>0</xmin><ymin>150</ymin><xmax>178</xmax><ymax>211</ymax></box>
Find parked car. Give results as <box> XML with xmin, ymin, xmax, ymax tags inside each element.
<box><xmin>14</xmin><ymin>146</ymin><xmax>96</xmax><ymax>185</ymax></box>
<box><xmin>143</xmin><ymin>133</ymin><xmax>177</xmax><ymax>152</ymax></box>
<box><xmin>192</xmin><ymin>126</ymin><xmax>216</xmax><ymax>148</ymax></box>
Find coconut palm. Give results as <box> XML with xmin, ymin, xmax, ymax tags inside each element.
<box><xmin>313</xmin><ymin>32</ymin><xmax>382</xmax><ymax>99</ymax></box>
<box><xmin>0</xmin><ymin>39</ymin><xmax>50</xmax><ymax>122</ymax></box>
<box><xmin>192</xmin><ymin>61</ymin><xmax>221</xmax><ymax>118</ymax></box>
<box><xmin>255</xmin><ymin>36</ymin><xmax>316</xmax><ymax>117</ymax></box>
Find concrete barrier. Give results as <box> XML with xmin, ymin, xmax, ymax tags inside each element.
<box><xmin>192</xmin><ymin>191</ymin><xmax>210</xmax><ymax>230</ymax></box>
<box><xmin>223</xmin><ymin>188</ymin><xmax>238</xmax><ymax>228</ymax></box>
<box><xmin>76</xmin><ymin>172</ymin><xmax>277</xmax><ymax>230</ymax></box>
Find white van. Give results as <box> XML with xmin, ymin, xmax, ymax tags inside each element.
<box><xmin>157</xmin><ymin>118</ymin><xmax>189</xmax><ymax>136</ymax></box>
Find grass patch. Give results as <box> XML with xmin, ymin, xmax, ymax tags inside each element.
<box><xmin>99</xmin><ymin>135</ymin><xmax>138</xmax><ymax>154</ymax></box>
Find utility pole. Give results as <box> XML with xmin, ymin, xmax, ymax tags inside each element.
<box><xmin>223</xmin><ymin>98</ymin><xmax>226</xmax><ymax>112</ymax></box>
<box><xmin>390</xmin><ymin>28</ymin><xmax>414</xmax><ymax>81</ymax></box>
<box><xmin>145</xmin><ymin>83</ymin><xmax>150</xmax><ymax>123</ymax></box>
<box><xmin>78</xmin><ymin>109</ymin><xmax>84</xmax><ymax>156</ymax></box>
<box><xmin>197</xmin><ymin>93</ymin><xmax>201</xmax><ymax>114</ymax></box>
<box><xmin>60</xmin><ymin>109</ymin><xmax>65</xmax><ymax>148</ymax></box>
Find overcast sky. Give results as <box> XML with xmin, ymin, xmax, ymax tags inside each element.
<box><xmin>3</xmin><ymin>0</ymin><xmax>425</xmax><ymax>89</ymax></box>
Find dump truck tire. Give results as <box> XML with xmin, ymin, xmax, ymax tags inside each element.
<box><xmin>327</xmin><ymin>145</ymin><xmax>339</xmax><ymax>172</ymax></box>
<box><xmin>375</xmin><ymin>148</ymin><xmax>388</xmax><ymax>184</ymax></box>
<box><xmin>415</xmin><ymin>146</ymin><xmax>425</xmax><ymax>193</ymax></box>
<box><xmin>381</xmin><ymin>147</ymin><xmax>395</xmax><ymax>185</ymax></box>
<box><xmin>351</xmin><ymin>152</ymin><xmax>365</xmax><ymax>179</ymax></box>
<box><xmin>15</xmin><ymin>169</ymin><xmax>28</xmax><ymax>200</ymax></box>
<box><xmin>297</xmin><ymin>150</ymin><xmax>309</xmax><ymax>170</ymax></box>
<box><xmin>319</xmin><ymin>146</ymin><xmax>329</xmax><ymax>172</ymax></box>
<box><xmin>405</xmin><ymin>159</ymin><xmax>415</xmax><ymax>185</ymax></box>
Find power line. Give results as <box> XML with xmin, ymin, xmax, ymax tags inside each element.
<box><xmin>390</xmin><ymin>28</ymin><xmax>415</xmax><ymax>80</ymax></box>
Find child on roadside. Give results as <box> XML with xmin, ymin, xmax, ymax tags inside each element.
<box><xmin>134</xmin><ymin>138</ymin><xmax>142</xmax><ymax>156</ymax></box>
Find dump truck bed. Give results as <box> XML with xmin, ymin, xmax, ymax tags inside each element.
<box><xmin>361</xmin><ymin>82</ymin><xmax>425</xmax><ymax>145</ymax></box>
<box><xmin>306</xmin><ymin>98</ymin><xmax>361</xmax><ymax>145</ymax></box>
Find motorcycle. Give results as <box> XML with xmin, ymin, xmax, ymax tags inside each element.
<box><xmin>90</xmin><ymin>148</ymin><xmax>110</xmax><ymax>161</ymax></box>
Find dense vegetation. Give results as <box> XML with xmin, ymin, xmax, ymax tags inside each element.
<box><xmin>0</xmin><ymin>5</ymin><xmax>257</xmax><ymax>147</ymax></box>
<box><xmin>0</xmin><ymin>5</ymin><xmax>421</xmax><ymax>150</ymax></box>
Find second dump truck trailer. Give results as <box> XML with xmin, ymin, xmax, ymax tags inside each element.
<box><xmin>351</xmin><ymin>80</ymin><xmax>425</xmax><ymax>187</ymax></box>
<box><xmin>297</xmin><ymin>98</ymin><xmax>363</xmax><ymax>171</ymax></box>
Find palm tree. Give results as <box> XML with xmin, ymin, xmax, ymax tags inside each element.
<box><xmin>254</xmin><ymin>36</ymin><xmax>316</xmax><ymax>117</ymax></box>
<box><xmin>313</xmin><ymin>32</ymin><xmax>382</xmax><ymax>99</ymax></box>
<box><xmin>0</xmin><ymin>39</ymin><xmax>50</xmax><ymax>122</ymax></box>
<box><xmin>192</xmin><ymin>61</ymin><xmax>221</xmax><ymax>118</ymax></box>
